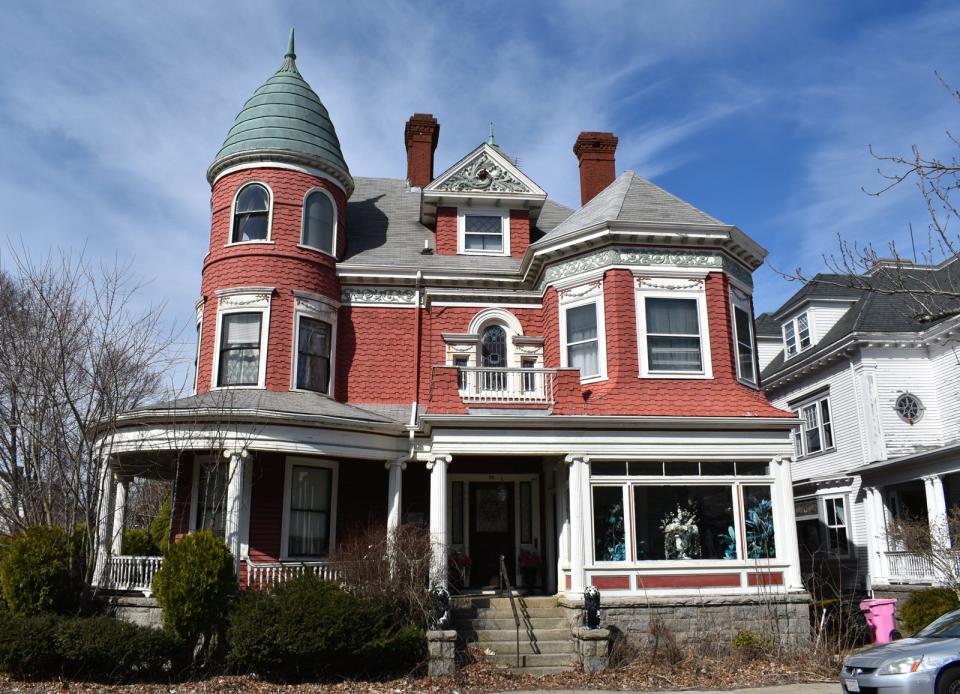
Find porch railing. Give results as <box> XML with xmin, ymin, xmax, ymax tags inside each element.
<box><xmin>458</xmin><ymin>367</ymin><xmax>555</xmax><ymax>405</ymax></box>
<box><xmin>102</xmin><ymin>555</ymin><xmax>164</xmax><ymax>594</ymax></box>
<box><xmin>881</xmin><ymin>550</ymin><xmax>960</xmax><ymax>583</ymax></box>
<box><xmin>246</xmin><ymin>560</ymin><xmax>345</xmax><ymax>589</ymax></box>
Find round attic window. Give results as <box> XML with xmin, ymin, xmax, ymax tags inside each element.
<box><xmin>894</xmin><ymin>393</ymin><xmax>924</xmax><ymax>425</ymax></box>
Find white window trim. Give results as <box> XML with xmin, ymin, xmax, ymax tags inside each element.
<box><xmin>228</xmin><ymin>181</ymin><xmax>274</xmax><ymax>246</ymax></box>
<box><xmin>290</xmin><ymin>292</ymin><xmax>339</xmax><ymax>395</ymax></box>
<box><xmin>193</xmin><ymin>298</ymin><xmax>205</xmax><ymax>395</ymax></box>
<box><xmin>299</xmin><ymin>186</ymin><xmax>338</xmax><ymax>258</ymax></box>
<box><xmin>636</xmin><ymin>277</ymin><xmax>713</xmax><ymax>379</ymax></box>
<box><xmin>729</xmin><ymin>287</ymin><xmax>757</xmax><ymax>387</ymax></box>
<box><xmin>822</xmin><ymin>494</ymin><xmax>851</xmax><ymax>558</ymax></box>
<box><xmin>280</xmin><ymin>456</ymin><xmax>339</xmax><ymax>561</ymax></box>
<box><xmin>558</xmin><ymin>281</ymin><xmax>607</xmax><ymax>383</ymax></box>
<box><xmin>782</xmin><ymin>311</ymin><xmax>812</xmax><ymax>359</ymax></box>
<box><xmin>212</xmin><ymin>289</ymin><xmax>272</xmax><ymax>390</ymax></box>
<box><xmin>791</xmin><ymin>393</ymin><xmax>834</xmax><ymax>458</ymax></box>
<box><xmin>457</xmin><ymin>207</ymin><xmax>510</xmax><ymax>256</ymax></box>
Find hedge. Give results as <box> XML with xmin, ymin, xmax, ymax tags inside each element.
<box><xmin>0</xmin><ymin>526</ymin><xmax>80</xmax><ymax>615</ymax></box>
<box><xmin>900</xmin><ymin>588</ymin><xmax>960</xmax><ymax>634</ymax></box>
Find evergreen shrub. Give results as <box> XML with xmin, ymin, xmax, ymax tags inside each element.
<box><xmin>899</xmin><ymin>588</ymin><xmax>960</xmax><ymax>634</ymax></box>
<box><xmin>0</xmin><ymin>525</ymin><xmax>78</xmax><ymax>615</ymax></box>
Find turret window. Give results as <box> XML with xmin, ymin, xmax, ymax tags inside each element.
<box><xmin>217</xmin><ymin>313</ymin><xmax>263</xmax><ymax>386</ymax></box>
<box><xmin>301</xmin><ymin>189</ymin><xmax>336</xmax><ymax>255</ymax></box>
<box><xmin>231</xmin><ymin>183</ymin><xmax>271</xmax><ymax>243</ymax></box>
<box><xmin>296</xmin><ymin>316</ymin><xmax>332</xmax><ymax>393</ymax></box>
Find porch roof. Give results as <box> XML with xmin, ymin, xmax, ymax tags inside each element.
<box><xmin>850</xmin><ymin>440</ymin><xmax>960</xmax><ymax>477</ymax></box>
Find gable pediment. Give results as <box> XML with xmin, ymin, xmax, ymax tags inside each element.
<box><xmin>425</xmin><ymin>144</ymin><xmax>546</xmax><ymax>197</ymax></box>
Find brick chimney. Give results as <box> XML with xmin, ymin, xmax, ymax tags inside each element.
<box><xmin>405</xmin><ymin>113</ymin><xmax>440</xmax><ymax>188</ymax></box>
<box><xmin>573</xmin><ymin>131</ymin><xmax>619</xmax><ymax>205</ymax></box>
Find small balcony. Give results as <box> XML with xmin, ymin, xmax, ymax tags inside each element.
<box><xmin>101</xmin><ymin>555</ymin><xmax>164</xmax><ymax>595</ymax></box>
<box><xmin>457</xmin><ymin>367</ymin><xmax>555</xmax><ymax>405</ymax></box>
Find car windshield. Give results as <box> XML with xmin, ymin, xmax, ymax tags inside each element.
<box><xmin>916</xmin><ymin>609</ymin><xmax>960</xmax><ymax>638</ymax></box>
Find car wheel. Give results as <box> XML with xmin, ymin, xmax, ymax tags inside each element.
<box><xmin>938</xmin><ymin>666</ymin><xmax>960</xmax><ymax>694</ymax></box>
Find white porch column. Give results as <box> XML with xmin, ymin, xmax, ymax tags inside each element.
<box><xmin>924</xmin><ymin>474</ymin><xmax>951</xmax><ymax>550</ymax></box>
<box><xmin>92</xmin><ymin>461</ymin><xmax>116</xmax><ymax>587</ymax></box>
<box><xmin>386</xmin><ymin>458</ymin><xmax>406</xmax><ymax>536</ymax></box>
<box><xmin>110</xmin><ymin>476</ymin><xmax>130</xmax><ymax>556</ymax></box>
<box><xmin>771</xmin><ymin>455</ymin><xmax>802</xmax><ymax>588</ymax></box>
<box><xmin>428</xmin><ymin>455</ymin><xmax>451</xmax><ymax>587</ymax></box>
<box><xmin>864</xmin><ymin>486</ymin><xmax>886</xmax><ymax>589</ymax></box>
<box><xmin>223</xmin><ymin>448</ymin><xmax>250</xmax><ymax>576</ymax></box>
<box><xmin>565</xmin><ymin>454</ymin><xmax>590</xmax><ymax>594</ymax></box>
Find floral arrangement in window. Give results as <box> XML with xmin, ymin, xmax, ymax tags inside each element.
<box><xmin>745</xmin><ymin>497</ymin><xmax>775</xmax><ymax>559</ymax></box>
<box><xmin>599</xmin><ymin>502</ymin><xmax>626</xmax><ymax>561</ymax></box>
<box><xmin>719</xmin><ymin>526</ymin><xmax>737</xmax><ymax>560</ymax></box>
<box><xmin>518</xmin><ymin>548</ymin><xmax>541</xmax><ymax>570</ymax></box>
<box><xmin>661</xmin><ymin>504</ymin><xmax>702</xmax><ymax>559</ymax></box>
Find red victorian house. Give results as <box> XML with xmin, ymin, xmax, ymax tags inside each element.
<box><xmin>92</xmin><ymin>34</ymin><xmax>807</xmax><ymax>641</ymax></box>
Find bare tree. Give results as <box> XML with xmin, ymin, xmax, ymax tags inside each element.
<box><xmin>779</xmin><ymin>72</ymin><xmax>960</xmax><ymax>323</ymax></box>
<box><xmin>0</xmin><ymin>246</ymin><xmax>178</xmax><ymax>581</ymax></box>
<box><xmin>886</xmin><ymin>508</ymin><xmax>960</xmax><ymax>599</ymax></box>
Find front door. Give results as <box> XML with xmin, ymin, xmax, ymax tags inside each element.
<box><xmin>469</xmin><ymin>482</ymin><xmax>515</xmax><ymax>588</ymax></box>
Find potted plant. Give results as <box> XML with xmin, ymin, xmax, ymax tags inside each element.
<box><xmin>518</xmin><ymin>548</ymin><xmax>541</xmax><ymax>588</ymax></box>
<box><xmin>448</xmin><ymin>548</ymin><xmax>471</xmax><ymax>591</ymax></box>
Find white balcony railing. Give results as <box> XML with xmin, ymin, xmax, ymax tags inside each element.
<box><xmin>458</xmin><ymin>367</ymin><xmax>555</xmax><ymax>405</ymax></box>
<box><xmin>101</xmin><ymin>555</ymin><xmax>164</xmax><ymax>594</ymax></box>
<box><xmin>246</xmin><ymin>560</ymin><xmax>344</xmax><ymax>589</ymax></box>
<box><xmin>880</xmin><ymin>550</ymin><xmax>960</xmax><ymax>583</ymax></box>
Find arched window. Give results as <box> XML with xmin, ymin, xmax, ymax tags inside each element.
<box><xmin>480</xmin><ymin>324</ymin><xmax>507</xmax><ymax>390</ymax></box>
<box><xmin>232</xmin><ymin>183</ymin><xmax>270</xmax><ymax>242</ymax></box>
<box><xmin>302</xmin><ymin>190</ymin><xmax>335</xmax><ymax>254</ymax></box>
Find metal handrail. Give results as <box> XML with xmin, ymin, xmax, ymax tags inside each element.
<box><xmin>498</xmin><ymin>554</ymin><xmax>521</xmax><ymax>668</ymax></box>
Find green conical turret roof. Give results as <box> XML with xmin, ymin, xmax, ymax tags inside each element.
<box><xmin>207</xmin><ymin>30</ymin><xmax>353</xmax><ymax>195</ymax></box>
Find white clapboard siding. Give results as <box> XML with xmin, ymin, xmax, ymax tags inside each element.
<box><xmin>930</xmin><ymin>340</ymin><xmax>960</xmax><ymax>445</ymax></box>
<box><xmin>807</xmin><ymin>301</ymin><xmax>856</xmax><ymax>344</ymax></box>
<box><xmin>757</xmin><ymin>337</ymin><xmax>782</xmax><ymax>373</ymax></box>
<box><xmin>862</xmin><ymin>347</ymin><xmax>944</xmax><ymax>457</ymax></box>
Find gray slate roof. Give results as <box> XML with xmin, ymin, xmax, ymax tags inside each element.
<box><xmin>755</xmin><ymin>312</ymin><xmax>781</xmax><ymax>338</ymax></box>
<box><xmin>761</xmin><ymin>264</ymin><xmax>960</xmax><ymax>382</ymax></box>
<box><xmin>536</xmin><ymin>171</ymin><xmax>726</xmax><ymax>244</ymax></box>
<box><xmin>342</xmin><ymin>177</ymin><xmax>572</xmax><ymax>269</ymax></box>
<box><xmin>138</xmin><ymin>389</ymin><xmax>403</xmax><ymax>425</ymax></box>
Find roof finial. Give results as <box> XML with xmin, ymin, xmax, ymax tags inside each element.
<box><xmin>487</xmin><ymin>122</ymin><xmax>496</xmax><ymax>146</ymax></box>
<box><xmin>279</xmin><ymin>28</ymin><xmax>300</xmax><ymax>75</ymax></box>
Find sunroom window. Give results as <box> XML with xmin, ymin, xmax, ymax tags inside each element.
<box><xmin>287</xmin><ymin>464</ymin><xmax>332</xmax><ymax>557</ymax></box>
<box><xmin>782</xmin><ymin>312</ymin><xmax>812</xmax><ymax>358</ymax></box>
<box><xmin>644</xmin><ymin>297</ymin><xmax>703</xmax><ymax>373</ymax></box>
<box><xmin>302</xmin><ymin>190</ymin><xmax>335</xmax><ymax>254</ymax></box>
<box><xmin>232</xmin><ymin>183</ymin><xmax>270</xmax><ymax>242</ymax></box>
<box><xmin>296</xmin><ymin>316</ymin><xmax>332</xmax><ymax>394</ymax></box>
<box><xmin>217</xmin><ymin>313</ymin><xmax>262</xmax><ymax>387</ymax></box>
<box><xmin>792</xmin><ymin>395</ymin><xmax>833</xmax><ymax>457</ymax></box>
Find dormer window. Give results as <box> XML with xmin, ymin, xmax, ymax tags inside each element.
<box><xmin>231</xmin><ymin>183</ymin><xmax>271</xmax><ymax>243</ymax></box>
<box><xmin>458</xmin><ymin>209</ymin><xmax>510</xmax><ymax>255</ymax></box>
<box><xmin>782</xmin><ymin>312</ymin><xmax>811</xmax><ymax>358</ymax></box>
<box><xmin>301</xmin><ymin>189</ymin><xmax>336</xmax><ymax>255</ymax></box>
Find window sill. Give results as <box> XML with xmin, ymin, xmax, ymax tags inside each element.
<box><xmin>289</xmin><ymin>387</ymin><xmax>332</xmax><ymax>397</ymax></box>
<box><xmin>296</xmin><ymin>244</ymin><xmax>335</xmax><ymax>258</ymax></box>
<box><xmin>224</xmin><ymin>240</ymin><xmax>275</xmax><ymax>248</ymax></box>
<box><xmin>211</xmin><ymin>384</ymin><xmax>265</xmax><ymax>391</ymax></box>
<box><xmin>579</xmin><ymin>374</ymin><xmax>608</xmax><ymax>385</ymax></box>
<box><xmin>458</xmin><ymin>250</ymin><xmax>509</xmax><ymax>257</ymax></box>
<box><xmin>795</xmin><ymin>447</ymin><xmax>836</xmax><ymax>461</ymax></box>
<box><xmin>639</xmin><ymin>371</ymin><xmax>713</xmax><ymax>380</ymax></box>
<box><xmin>737</xmin><ymin>377</ymin><xmax>760</xmax><ymax>389</ymax></box>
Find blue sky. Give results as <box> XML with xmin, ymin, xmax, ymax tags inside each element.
<box><xmin>1</xmin><ymin>1</ymin><xmax>958</xmax><ymax>384</ymax></box>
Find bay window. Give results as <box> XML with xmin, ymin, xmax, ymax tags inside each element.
<box><xmin>296</xmin><ymin>316</ymin><xmax>332</xmax><ymax>394</ymax></box>
<box><xmin>589</xmin><ymin>461</ymin><xmax>776</xmax><ymax>562</ymax></box>
<box><xmin>217</xmin><ymin>312</ymin><xmax>263</xmax><ymax>387</ymax></box>
<box><xmin>730</xmin><ymin>289</ymin><xmax>757</xmax><ymax>385</ymax></box>
<box><xmin>792</xmin><ymin>394</ymin><xmax>833</xmax><ymax>457</ymax></box>
<box><xmin>565</xmin><ymin>303</ymin><xmax>601</xmax><ymax>379</ymax></box>
<box><xmin>282</xmin><ymin>458</ymin><xmax>337</xmax><ymax>559</ymax></box>
<box><xmin>636</xmin><ymin>276</ymin><xmax>711</xmax><ymax>378</ymax></box>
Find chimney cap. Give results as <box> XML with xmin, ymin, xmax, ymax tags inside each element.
<box><xmin>574</xmin><ymin>131</ymin><xmax>619</xmax><ymax>157</ymax></box>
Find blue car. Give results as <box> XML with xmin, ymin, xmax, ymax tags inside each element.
<box><xmin>841</xmin><ymin>608</ymin><xmax>960</xmax><ymax>693</ymax></box>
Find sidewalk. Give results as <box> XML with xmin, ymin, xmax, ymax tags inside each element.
<box><xmin>505</xmin><ymin>684</ymin><xmax>838</xmax><ymax>694</ymax></box>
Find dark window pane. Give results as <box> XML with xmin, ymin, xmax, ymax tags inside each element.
<box><xmin>451</xmin><ymin>481</ymin><xmax>464</xmax><ymax>544</ymax></box>
<box><xmin>664</xmin><ymin>461</ymin><xmax>699</xmax><ymax>476</ymax></box>
<box><xmin>646</xmin><ymin>298</ymin><xmax>699</xmax><ymax>335</ymax></box>
<box><xmin>592</xmin><ymin>462</ymin><xmax>627</xmax><ymax>476</ymax></box>
<box><xmin>743</xmin><ymin>486</ymin><xmax>776</xmax><ymax>559</ymax></box>
<box><xmin>628</xmin><ymin>461</ymin><xmax>663</xmax><ymax>476</ymax></box>
<box><xmin>520</xmin><ymin>482</ymin><xmax>532</xmax><ymax>544</ymax></box>
<box><xmin>633</xmin><ymin>485</ymin><xmax>736</xmax><ymax>560</ymax></box>
<box><xmin>736</xmin><ymin>461</ymin><xmax>770</xmax><ymax>476</ymax></box>
<box><xmin>303</xmin><ymin>191</ymin><xmax>334</xmax><ymax>253</ymax></box>
<box><xmin>196</xmin><ymin>461</ymin><xmax>226</xmax><ymax>537</ymax></box>
<box><xmin>797</xmin><ymin>518</ymin><xmax>823</xmax><ymax>557</ymax></box>
<box><xmin>232</xmin><ymin>184</ymin><xmax>270</xmax><ymax>242</ymax></box>
<box><xmin>288</xmin><ymin>465</ymin><xmax>332</xmax><ymax>557</ymax></box>
<box><xmin>296</xmin><ymin>317</ymin><xmax>331</xmax><ymax>393</ymax></box>
<box><xmin>592</xmin><ymin>486</ymin><xmax>625</xmax><ymax>561</ymax></box>
<box><xmin>701</xmin><ymin>461</ymin><xmax>736</xmax><ymax>476</ymax></box>
<box><xmin>734</xmin><ymin>306</ymin><xmax>756</xmax><ymax>382</ymax></box>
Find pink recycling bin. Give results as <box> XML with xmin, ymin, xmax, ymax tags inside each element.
<box><xmin>860</xmin><ymin>598</ymin><xmax>898</xmax><ymax>644</ymax></box>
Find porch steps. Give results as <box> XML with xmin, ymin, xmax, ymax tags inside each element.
<box><xmin>452</xmin><ymin>595</ymin><xmax>577</xmax><ymax>673</ymax></box>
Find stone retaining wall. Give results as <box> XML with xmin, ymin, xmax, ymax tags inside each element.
<box><xmin>559</xmin><ymin>592</ymin><xmax>812</xmax><ymax>650</ymax></box>
<box><xmin>99</xmin><ymin>593</ymin><xmax>163</xmax><ymax>629</ymax></box>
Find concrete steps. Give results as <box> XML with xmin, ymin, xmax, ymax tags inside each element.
<box><xmin>453</xmin><ymin>595</ymin><xmax>576</xmax><ymax>673</ymax></box>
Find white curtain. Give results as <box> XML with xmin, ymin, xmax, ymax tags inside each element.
<box><xmin>289</xmin><ymin>466</ymin><xmax>331</xmax><ymax>557</ymax></box>
<box><xmin>220</xmin><ymin>313</ymin><xmax>261</xmax><ymax>385</ymax></box>
<box><xmin>566</xmin><ymin>304</ymin><xmax>599</xmax><ymax>377</ymax></box>
<box><xmin>646</xmin><ymin>298</ymin><xmax>702</xmax><ymax>371</ymax></box>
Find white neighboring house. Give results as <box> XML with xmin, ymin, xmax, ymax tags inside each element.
<box><xmin>759</xmin><ymin>260</ymin><xmax>960</xmax><ymax>596</ymax></box>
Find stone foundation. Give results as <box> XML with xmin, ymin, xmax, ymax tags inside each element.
<box><xmin>574</xmin><ymin>626</ymin><xmax>610</xmax><ymax>672</ymax></box>
<box><xmin>99</xmin><ymin>593</ymin><xmax>163</xmax><ymax>629</ymax></box>
<box><xmin>426</xmin><ymin>629</ymin><xmax>458</xmax><ymax>676</ymax></box>
<box><xmin>560</xmin><ymin>592</ymin><xmax>812</xmax><ymax>650</ymax></box>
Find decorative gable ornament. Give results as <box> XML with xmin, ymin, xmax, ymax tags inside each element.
<box><xmin>421</xmin><ymin>143</ymin><xmax>546</xmax><ymax>225</ymax></box>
